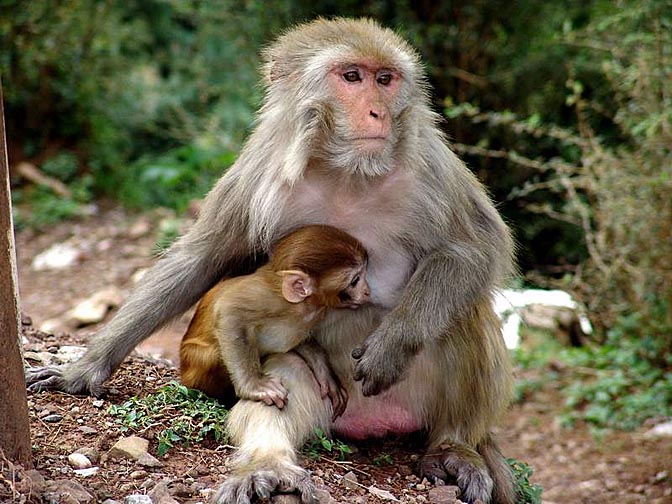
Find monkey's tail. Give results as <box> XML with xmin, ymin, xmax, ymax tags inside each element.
<box><xmin>478</xmin><ymin>434</ymin><xmax>517</xmax><ymax>504</ymax></box>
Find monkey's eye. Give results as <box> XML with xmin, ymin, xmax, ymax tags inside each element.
<box><xmin>343</xmin><ymin>71</ymin><xmax>361</xmax><ymax>83</ymax></box>
<box><xmin>377</xmin><ymin>73</ymin><xmax>392</xmax><ymax>86</ymax></box>
<box><xmin>350</xmin><ymin>274</ymin><xmax>360</xmax><ymax>287</ymax></box>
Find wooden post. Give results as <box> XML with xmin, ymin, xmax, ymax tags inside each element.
<box><xmin>0</xmin><ymin>79</ymin><xmax>32</xmax><ymax>467</ymax></box>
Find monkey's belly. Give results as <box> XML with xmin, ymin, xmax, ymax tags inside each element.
<box><xmin>332</xmin><ymin>397</ymin><xmax>422</xmax><ymax>439</ymax></box>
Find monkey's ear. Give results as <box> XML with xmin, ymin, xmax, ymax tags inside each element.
<box><xmin>280</xmin><ymin>270</ymin><xmax>314</xmax><ymax>303</ymax></box>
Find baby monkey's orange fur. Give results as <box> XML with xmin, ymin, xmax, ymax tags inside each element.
<box><xmin>180</xmin><ymin>225</ymin><xmax>370</xmax><ymax>417</ymax></box>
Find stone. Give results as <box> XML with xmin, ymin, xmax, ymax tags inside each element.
<box><xmin>137</xmin><ymin>452</ymin><xmax>163</xmax><ymax>468</ymax></box>
<box><xmin>73</xmin><ymin>468</ymin><xmax>99</xmax><ymax>477</ymax></box>
<box><xmin>43</xmin><ymin>414</ymin><xmax>64</xmax><ymax>423</ymax></box>
<box><xmin>125</xmin><ymin>496</ymin><xmax>153</xmax><ymax>504</ymax></box>
<box><xmin>107</xmin><ymin>436</ymin><xmax>150</xmax><ymax>461</ymax></box>
<box><xmin>315</xmin><ymin>487</ymin><xmax>336</xmax><ymax>504</ymax></box>
<box><xmin>78</xmin><ymin>426</ymin><xmax>98</xmax><ymax>435</ymax></box>
<box><xmin>68</xmin><ymin>453</ymin><xmax>92</xmax><ymax>470</ymax></box>
<box><xmin>168</xmin><ymin>482</ymin><xmax>192</xmax><ymax>497</ymax></box>
<box><xmin>644</xmin><ymin>421</ymin><xmax>672</xmax><ymax>438</ymax></box>
<box><xmin>149</xmin><ymin>482</ymin><xmax>179</xmax><ymax>504</ymax></box>
<box><xmin>130</xmin><ymin>470</ymin><xmax>148</xmax><ymax>480</ymax></box>
<box><xmin>16</xmin><ymin>469</ymin><xmax>47</xmax><ymax>496</ymax></box>
<box><xmin>342</xmin><ymin>471</ymin><xmax>359</xmax><ymax>490</ymax></box>
<box><xmin>428</xmin><ymin>485</ymin><xmax>460</xmax><ymax>504</ymax></box>
<box><xmin>68</xmin><ymin>287</ymin><xmax>124</xmax><ymax>326</ymax></box>
<box><xmin>48</xmin><ymin>479</ymin><xmax>95</xmax><ymax>503</ymax></box>
<box><xmin>32</xmin><ymin>242</ymin><xmax>83</xmax><ymax>271</ymax></box>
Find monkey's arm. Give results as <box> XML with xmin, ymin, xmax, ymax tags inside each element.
<box><xmin>354</xmin><ymin>192</ymin><xmax>514</xmax><ymax>396</ymax></box>
<box><xmin>294</xmin><ymin>341</ymin><xmax>348</xmax><ymax>420</ymax></box>
<box><xmin>27</xmin><ymin>171</ymin><xmax>257</xmax><ymax>396</ymax></box>
<box><xmin>218</xmin><ymin>318</ymin><xmax>288</xmax><ymax>409</ymax></box>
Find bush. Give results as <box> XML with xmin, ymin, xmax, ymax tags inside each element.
<box><xmin>447</xmin><ymin>0</ymin><xmax>672</xmax><ymax>356</ymax></box>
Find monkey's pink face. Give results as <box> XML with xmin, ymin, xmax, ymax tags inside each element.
<box><xmin>329</xmin><ymin>63</ymin><xmax>401</xmax><ymax>152</ymax></box>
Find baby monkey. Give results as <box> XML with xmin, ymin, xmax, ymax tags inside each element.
<box><xmin>180</xmin><ymin>224</ymin><xmax>370</xmax><ymax>418</ymax></box>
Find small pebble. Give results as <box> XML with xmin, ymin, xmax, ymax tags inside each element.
<box><xmin>43</xmin><ymin>414</ymin><xmax>63</xmax><ymax>423</ymax></box>
<box><xmin>68</xmin><ymin>453</ymin><xmax>92</xmax><ymax>469</ymax></box>
<box><xmin>130</xmin><ymin>470</ymin><xmax>148</xmax><ymax>480</ymax></box>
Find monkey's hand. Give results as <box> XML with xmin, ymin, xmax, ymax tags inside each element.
<box><xmin>242</xmin><ymin>375</ymin><xmax>288</xmax><ymax>409</ymax></box>
<box><xmin>26</xmin><ymin>360</ymin><xmax>108</xmax><ymax>397</ymax></box>
<box><xmin>294</xmin><ymin>343</ymin><xmax>348</xmax><ymax>420</ymax></box>
<box><xmin>352</xmin><ymin>320</ymin><xmax>414</xmax><ymax>396</ymax></box>
<box><xmin>311</xmin><ymin>363</ymin><xmax>348</xmax><ymax>421</ymax></box>
<box><xmin>25</xmin><ymin>366</ymin><xmax>67</xmax><ymax>392</ymax></box>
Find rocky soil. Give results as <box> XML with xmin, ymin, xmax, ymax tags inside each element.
<box><xmin>4</xmin><ymin>202</ymin><xmax>671</xmax><ymax>504</ymax></box>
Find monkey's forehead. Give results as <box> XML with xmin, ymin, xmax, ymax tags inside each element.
<box><xmin>263</xmin><ymin>17</ymin><xmax>422</xmax><ymax>82</ymax></box>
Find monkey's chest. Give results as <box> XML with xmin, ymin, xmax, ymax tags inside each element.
<box><xmin>289</xmin><ymin>175</ymin><xmax>416</xmax><ymax>308</ymax></box>
<box><xmin>255</xmin><ymin>321</ymin><xmax>309</xmax><ymax>356</ymax></box>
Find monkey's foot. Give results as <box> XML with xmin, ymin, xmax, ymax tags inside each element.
<box><xmin>25</xmin><ymin>366</ymin><xmax>67</xmax><ymax>392</ymax></box>
<box><xmin>25</xmin><ymin>364</ymin><xmax>105</xmax><ymax>397</ymax></box>
<box><xmin>213</xmin><ymin>469</ymin><xmax>316</xmax><ymax>504</ymax></box>
<box><xmin>418</xmin><ymin>444</ymin><xmax>494</xmax><ymax>504</ymax></box>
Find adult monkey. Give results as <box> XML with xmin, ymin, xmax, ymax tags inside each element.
<box><xmin>28</xmin><ymin>18</ymin><xmax>516</xmax><ymax>504</ymax></box>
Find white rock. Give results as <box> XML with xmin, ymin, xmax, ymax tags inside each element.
<box><xmin>32</xmin><ymin>242</ymin><xmax>83</xmax><ymax>270</ymax></box>
<box><xmin>74</xmin><ymin>467</ymin><xmax>100</xmax><ymax>477</ymax></box>
<box><xmin>493</xmin><ymin>288</ymin><xmax>592</xmax><ymax>349</ymax></box>
<box><xmin>125</xmin><ymin>496</ymin><xmax>152</xmax><ymax>504</ymax></box>
<box><xmin>68</xmin><ymin>453</ymin><xmax>92</xmax><ymax>469</ymax></box>
<box><xmin>644</xmin><ymin>421</ymin><xmax>672</xmax><ymax>438</ymax></box>
<box><xmin>68</xmin><ymin>287</ymin><xmax>124</xmax><ymax>326</ymax></box>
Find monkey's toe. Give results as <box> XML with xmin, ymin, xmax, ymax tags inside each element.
<box><xmin>213</xmin><ymin>469</ymin><xmax>316</xmax><ymax>504</ymax></box>
<box><xmin>418</xmin><ymin>447</ymin><xmax>494</xmax><ymax>504</ymax></box>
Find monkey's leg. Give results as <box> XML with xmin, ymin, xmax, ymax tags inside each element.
<box><xmin>416</xmin><ymin>301</ymin><xmax>516</xmax><ymax>504</ymax></box>
<box><xmin>214</xmin><ymin>353</ymin><xmax>330</xmax><ymax>504</ymax></box>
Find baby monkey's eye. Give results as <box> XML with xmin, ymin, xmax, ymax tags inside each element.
<box><xmin>350</xmin><ymin>275</ymin><xmax>360</xmax><ymax>287</ymax></box>
<box><xmin>343</xmin><ymin>71</ymin><xmax>361</xmax><ymax>82</ymax></box>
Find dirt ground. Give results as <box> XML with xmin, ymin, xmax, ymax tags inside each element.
<box><xmin>7</xmin><ymin>203</ymin><xmax>672</xmax><ymax>503</ymax></box>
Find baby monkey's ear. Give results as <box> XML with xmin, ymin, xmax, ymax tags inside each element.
<box><xmin>280</xmin><ymin>270</ymin><xmax>314</xmax><ymax>303</ymax></box>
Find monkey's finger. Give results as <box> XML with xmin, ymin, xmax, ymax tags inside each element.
<box><xmin>352</xmin><ymin>363</ymin><xmax>365</xmax><ymax>382</ymax></box>
<box><xmin>27</xmin><ymin>375</ymin><xmax>65</xmax><ymax>392</ymax></box>
<box><xmin>25</xmin><ymin>366</ymin><xmax>62</xmax><ymax>384</ymax></box>
<box><xmin>271</xmin><ymin>393</ymin><xmax>286</xmax><ymax>409</ymax></box>
<box><xmin>361</xmin><ymin>375</ymin><xmax>391</xmax><ymax>397</ymax></box>
<box><xmin>331</xmin><ymin>395</ymin><xmax>345</xmax><ymax>420</ymax></box>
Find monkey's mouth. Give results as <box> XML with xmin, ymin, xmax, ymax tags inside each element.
<box><xmin>353</xmin><ymin>136</ymin><xmax>387</xmax><ymax>142</ymax></box>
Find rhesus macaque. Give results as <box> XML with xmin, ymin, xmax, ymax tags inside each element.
<box><xmin>27</xmin><ymin>18</ymin><xmax>516</xmax><ymax>504</ymax></box>
<box><xmin>179</xmin><ymin>224</ymin><xmax>369</xmax><ymax>418</ymax></box>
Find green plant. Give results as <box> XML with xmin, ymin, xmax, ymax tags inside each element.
<box><xmin>11</xmin><ymin>177</ymin><xmax>93</xmax><ymax>231</ymax></box>
<box><xmin>559</xmin><ymin>332</ymin><xmax>672</xmax><ymax>432</ymax></box>
<box><xmin>508</xmin><ymin>459</ymin><xmax>543</xmax><ymax>504</ymax></box>
<box><xmin>303</xmin><ymin>428</ymin><xmax>352</xmax><ymax>461</ymax></box>
<box><xmin>373</xmin><ymin>453</ymin><xmax>394</xmax><ymax>466</ymax></box>
<box><xmin>107</xmin><ymin>381</ymin><xmax>229</xmax><ymax>456</ymax></box>
<box><xmin>446</xmin><ymin>1</ymin><xmax>672</xmax><ymax>357</ymax></box>
<box><xmin>118</xmin><ymin>145</ymin><xmax>237</xmax><ymax>212</ymax></box>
